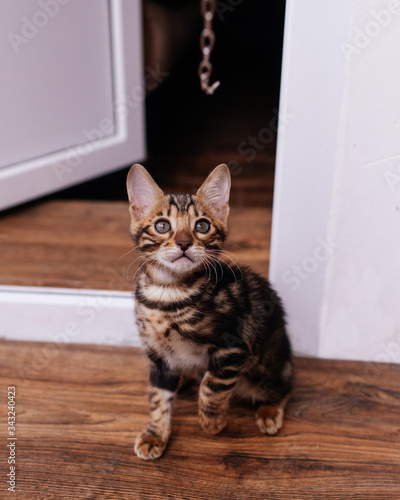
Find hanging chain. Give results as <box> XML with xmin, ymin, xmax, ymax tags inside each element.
<box><xmin>198</xmin><ymin>0</ymin><xmax>220</xmax><ymax>95</ymax></box>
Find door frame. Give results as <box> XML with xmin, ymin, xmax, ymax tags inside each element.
<box><xmin>269</xmin><ymin>0</ymin><xmax>351</xmax><ymax>357</ymax></box>
<box><xmin>0</xmin><ymin>285</ymin><xmax>140</xmax><ymax>347</ymax></box>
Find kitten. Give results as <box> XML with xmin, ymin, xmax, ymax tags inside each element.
<box><xmin>126</xmin><ymin>164</ymin><xmax>292</xmax><ymax>460</ymax></box>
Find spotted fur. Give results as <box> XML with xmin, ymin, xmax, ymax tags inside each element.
<box><xmin>127</xmin><ymin>164</ymin><xmax>293</xmax><ymax>460</ymax></box>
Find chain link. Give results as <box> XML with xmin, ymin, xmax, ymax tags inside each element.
<box><xmin>199</xmin><ymin>0</ymin><xmax>220</xmax><ymax>95</ymax></box>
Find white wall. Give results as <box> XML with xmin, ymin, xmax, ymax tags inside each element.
<box><xmin>320</xmin><ymin>0</ymin><xmax>400</xmax><ymax>362</ymax></box>
<box><xmin>270</xmin><ymin>0</ymin><xmax>400</xmax><ymax>364</ymax></box>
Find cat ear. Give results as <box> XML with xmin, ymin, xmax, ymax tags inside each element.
<box><xmin>126</xmin><ymin>164</ymin><xmax>164</xmax><ymax>219</ymax></box>
<box><xmin>197</xmin><ymin>164</ymin><xmax>231</xmax><ymax>220</ymax></box>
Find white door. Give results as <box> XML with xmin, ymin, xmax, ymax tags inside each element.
<box><xmin>0</xmin><ymin>0</ymin><xmax>146</xmax><ymax>211</ymax></box>
<box><xmin>270</xmin><ymin>0</ymin><xmax>400</xmax><ymax>364</ymax></box>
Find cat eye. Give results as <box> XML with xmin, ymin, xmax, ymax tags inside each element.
<box><xmin>155</xmin><ymin>220</ymin><xmax>171</xmax><ymax>233</ymax></box>
<box><xmin>195</xmin><ymin>219</ymin><xmax>210</xmax><ymax>234</ymax></box>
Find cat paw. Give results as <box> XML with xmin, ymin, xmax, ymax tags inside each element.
<box><xmin>134</xmin><ymin>431</ymin><xmax>167</xmax><ymax>460</ymax></box>
<box><xmin>199</xmin><ymin>413</ymin><xmax>228</xmax><ymax>435</ymax></box>
<box><xmin>256</xmin><ymin>404</ymin><xmax>284</xmax><ymax>435</ymax></box>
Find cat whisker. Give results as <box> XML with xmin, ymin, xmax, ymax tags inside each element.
<box><xmin>206</xmin><ymin>254</ymin><xmax>239</xmax><ymax>285</ymax></box>
<box><xmin>131</xmin><ymin>257</ymin><xmax>156</xmax><ymax>283</ymax></box>
<box><xmin>207</xmin><ymin>257</ymin><xmax>226</xmax><ymax>284</ymax></box>
<box><xmin>209</xmin><ymin>255</ymin><xmax>224</xmax><ymax>279</ymax></box>
<box><xmin>207</xmin><ymin>248</ymin><xmax>241</xmax><ymax>267</ymax></box>
<box><xmin>206</xmin><ymin>249</ymin><xmax>243</xmax><ymax>281</ymax></box>
<box><xmin>117</xmin><ymin>245</ymin><xmax>142</xmax><ymax>264</ymax></box>
<box><xmin>200</xmin><ymin>257</ymin><xmax>215</xmax><ymax>284</ymax></box>
<box><xmin>202</xmin><ymin>255</ymin><xmax>220</xmax><ymax>285</ymax></box>
<box><xmin>209</xmin><ymin>261</ymin><xmax>219</xmax><ymax>286</ymax></box>
<box><xmin>212</xmin><ymin>248</ymin><xmax>241</xmax><ymax>264</ymax></box>
<box><xmin>126</xmin><ymin>254</ymin><xmax>146</xmax><ymax>279</ymax></box>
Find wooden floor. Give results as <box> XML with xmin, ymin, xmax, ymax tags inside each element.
<box><xmin>0</xmin><ymin>200</ymin><xmax>270</xmax><ymax>290</ymax></box>
<box><xmin>1</xmin><ymin>340</ymin><xmax>399</xmax><ymax>499</ymax></box>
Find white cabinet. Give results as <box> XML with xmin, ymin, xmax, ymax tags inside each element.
<box><xmin>0</xmin><ymin>0</ymin><xmax>146</xmax><ymax>211</ymax></box>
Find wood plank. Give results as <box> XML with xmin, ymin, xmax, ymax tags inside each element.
<box><xmin>0</xmin><ymin>200</ymin><xmax>270</xmax><ymax>290</ymax></box>
<box><xmin>0</xmin><ymin>340</ymin><xmax>399</xmax><ymax>499</ymax></box>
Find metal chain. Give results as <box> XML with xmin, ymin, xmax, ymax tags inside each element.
<box><xmin>198</xmin><ymin>0</ymin><xmax>220</xmax><ymax>95</ymax></box>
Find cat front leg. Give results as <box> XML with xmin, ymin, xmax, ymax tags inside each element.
<box><xmin>135</xmin><ymin>359</ymin><xmax>180</xmax><ymax>460</ymax></box>
<box><xmin>198</xmin><ymin>350</ymin><xmax>247</xmax><ymax>435</ymax></box>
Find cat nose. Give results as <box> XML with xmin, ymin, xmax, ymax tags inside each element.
<box><xmin>175</xmin><ymin>229</ymin><xmax>193</xmax><ymax>252</ymax></box>
<box><xmin>176</xmin><ymin>239</ymin><xmax>193</xmax><ymax>252</ymax></box>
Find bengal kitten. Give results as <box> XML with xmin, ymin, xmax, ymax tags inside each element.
<box><xmin>127</xmin><ymin>164</ymin><xmax>292</xmax><ymax>460</ymax></box>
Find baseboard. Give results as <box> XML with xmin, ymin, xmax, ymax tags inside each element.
<box><xmin>0</xmin><ymin>286</ymin><xmax>140</xmax><ymax>347</ymax></box>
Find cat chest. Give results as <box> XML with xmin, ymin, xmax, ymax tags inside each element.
<box><xmin>135</xmin><ymin>304</ymin><xmax>209</xmax><ymax>372</ymax></box>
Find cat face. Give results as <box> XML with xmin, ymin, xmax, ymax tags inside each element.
<box><xmin>126</xmin><ymin>164</ymin><xmax>231</xmax><ymax>277</ymax></box>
